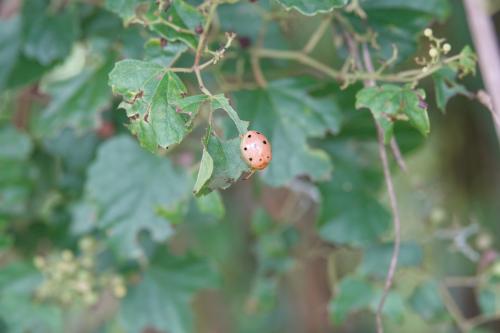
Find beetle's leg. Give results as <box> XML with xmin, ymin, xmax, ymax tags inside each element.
<box><xmin>244</xmin><ymin>169</ymin><xmax>256</xmax><ymax>180</ymax></box>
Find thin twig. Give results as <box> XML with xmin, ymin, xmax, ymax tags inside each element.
<box><xmin>439</xmin><ymin>283</ymin><xmax>470</xmax><ymax>332</ymax></box>
<box><xmin>467</xmin><ymin>312</ymin><xmax>500</xmax><ymax>328</ymax></box>
<box><xmin>250</xmin><ymin>17</ymin><xmax>269</xmax><ymax>87</ymax></box>
<box><xmin>255</xmin><ymin>48</ymin><xmax>345</xmax><ymax>80</ymax></box>
<box><xmin>376</xmin><ymin>44</ymin><xmax>399</xmax><ymax>75</ymax></box>
<box><xmin>347</xmin><ymin>33</ymin><xmax>405</xmax><ymax>324</ymax></box>
<box><xmin>195</xmin><ymin>70</ymin><xmax>212</xmax><ymax>96</ymax></box>
<box><xmin>152</xmin><ymin>18</ymin><xmax>196</xmax><ymax>35</ymax></box>
<box><xmin>250</xmin><ymin>55</ymin><xmax>267</xmax><ymax>87</ymax></box>
<box><xmin>463</xmin><ymin>0</ymin><xmax>500</xmax><ymax>143</ymax></box>
<box><xmin>361</xmin><ymin>44</ymin><xmax>402</xmax><ymax>333</ymax></box>
<box><xmin>444</xmin><ymin>276</ymin><xmax>479</xmax><ymax>288</ymax></box>
<box><xmin>303</xmin><ymin>15</ymin><xmax>332</xmax><ymax>54</ymax></box>
<box><xmin>345</xmin><ymin>0</ymin><xmax>367</xmax><ymax>19</ymax></box>
<box><xmin>253</xmin><ymin>48</ymin><xmax>461</xmax><ymax>84</ymax></box>
<box><xmin>435</xmin><ymin>223</ymin><xmax>480</xmax><ymax>262</ymax></box>
<box><xmin>192</xmin><ymin>1</ymin><xmax>218</xmax><ymax>96</ymax></box>
<box><xmin>390</xmin><ymin>138</ymin><xmax>407</xmax><ymax>172</ymax></box>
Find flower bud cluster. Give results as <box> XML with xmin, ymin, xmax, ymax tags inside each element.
<box><xmin>34</xmin><ymin>237</ymin><xmax>127</xmax><ymax>306</ymax></box>
<box><xmin>417</xmin><ymin>28</ymin><xmax>452</xmax><ymax>72</ymax></box>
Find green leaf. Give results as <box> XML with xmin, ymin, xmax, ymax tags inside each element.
<box><xmin>329</xmin><ymin>276</ymin><xmax>374</xmax><ymax>324</ymax></box>
<box><xmin>22</xmin><ymin>0</ymin><xmax>78</xmax><ymax>65</ymax></box>
<box><xmin>109</xmin><ymin>60</ymin><xmax>206</xmax><ymax>152</ymax></box>
<box><xmin>218</xmin><ymin>1</ymin><xmax>288</xmax><ymax>50</ymax></box>
<box><xmin>433</xmin><ymin>68</ymin><xmax>470</xmax><ymax>112</ymax></box>
<box><xmin>43</xmin><ymin>129</ymin><xmax>100</xmax><ymax>172</ymax></box>
<box><xmin>70</xmin><ymin>201</ymin><xmax>98</xmax><ymax>235</ymax></box>
<box><xmin>0</xmin><ymin>126</ymin><xmax>32</xmax><ymax>161</ymax></box>
<box><xmin>144</xmin><ymin>39</ymin><xmax>188</xmax><ymax>66</ymax></box>
<box><xmin>0</xmin><ymin>17</ymin><xmax>22</xmax><ymax>90</ymax></box>
<box><xmin>33</xmin><ymin>59</ymin><xmax>113</xmax><ymax>137</ymax></box>
<box><xmin>0</xmin><ymin>262</ymin><xmax>63</xmax><ymax>333</ymax></box>
<box><xmin>232</xmin><ymin>79</ymin><xmax>342</xmax><ymax>186</ymax></box>
<box><xmin>148</xmin><ymin>0</ymin><xmax>204</xmax><ymax>49</ymax></box>
<box><xmin>195</xmin><ymin>191</ymin><xmax>225</xmax><ymax>220</ymax></box>
<box><xmin>275</xmin><ymin>0</ymin><xmax>348</xmax><ymax>16</ymax></box>
<box><xmin>218</xmin><ymin>1</ymin><xmax>263</xmax><ymax>39</ymax></box>
<box><xmin>0</xmin><ymin>296</ymin><xmax>63</xmax><ymax>333</ymax></box>
<box><xmin>455</xmin><ymin>45</ymin><xmax>477</xmax><ymax>78</ymax></box>
<box><xmin>369</xmin><ymin>290</ymin><xmax>406</xmax><ymax>323</ymax></box>
<box><xmin>0</xmin><ymin>13</ymin><xmax>56</xmax><ymax>89</ymax></box>
<box><xmin>478</xmin><ymin>276</ymin><xmax>500</xmax><ymax>316</ymax></box>
<box><xmin>0</xmin><ymin>126</ymin><xmax>34</xmax><ymax>217</ymax></box>
<box><xmin>317</xmin><ymin>139</ymin><xmax>390</xmax><ymax>246</ymax></box>
<box><xmin>108</xmin><ymin>59</ymin><xmax>163</xmax><ymax>103</ymax></box>
<box><xmin>4</xmin><ymin>54</ymin><xmax>55</xmax><ymax>90</ymax></box>
<box><xmin>211</xmin><ymin>94</ymin><xmax>249</xmax><ymax>136</ymax></box>
<box><xmin>329</xmin><ymin>274</ymin><xmax>407</xmax><ymax>325</ymax></box>
<box><xmin>193</xmin><ymin>147</ymin><xmax>214</xmax><ymax>196</ymax></box>
<box><xmin>85</xmin><ymin>136</ymin><xmax>190</xmax><ymax>258</ymax></box>
<box><xmin>361</xmin><ymin>0</ymin><xmax>450</xmax><ymax>20</ymax></box>
<box><xmin>478</xmin><ymin>289</ymin><xmax>497</xmax><ymax>316</ymax></box>
<box><xmin>358</xmin><ymin>242</ymin><xmax>423</xmax><ymax>279</ymax></box>
<box><xmin>318</xmin><ymin>190</ymin><xmax>391</xmax><ymax>246</ymax></box>
<box><xmin>196</xmin><ymin>135</ymin><xmax>250</xmax><ymax>196</ymax></box>
<box><xmin>356</xmin><ymin>84</ymin><xmax>429</xmax><ymax>143</ymax></box>
<box><xmin>170</xmin><ymin>0</ymin><xmax>204</xmax><ymax>30</ymax></box>
<box><xmin>0</xmin><ymin>262</ymin><xmax>40</xmax><ymax>294</ymax></box>
<box><xmin>409</xmin><ymin>280</ymin><xmax>448</xmax><ymax>322</ymax></box>
<box><xmin>104</xmin><ymin>0</ymin><xmax>144</xmax><ymax>23</ymax></box>
<box><xmin>119</xmin><ymin>251</ymin><xmax>217</xmax><ymax>333</ymax></box>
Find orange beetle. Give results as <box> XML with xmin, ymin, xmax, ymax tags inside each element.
<box><xmin>240</xmin><ymin>130</ymin><xmax>272</xmax><ymax>171</ymax></box>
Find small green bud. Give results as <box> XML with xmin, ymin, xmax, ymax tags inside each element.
<box><xmin>442</xmin><ymin>43</ymin><xmax>451</xmax><ymax>54</ymax></box>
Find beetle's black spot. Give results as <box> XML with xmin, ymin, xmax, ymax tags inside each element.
<box><xmin>248</xmin><ymin>134</ymin><xmax>251</xmax><ymax>138</ymax></box>
<box><xmin>249</xmin><ymin>158</ymin><xmax>253</xmax><ymax>161</ymax></box>
<box><xmin>259</xmin><ymin>158</ymin><xmax>262</xmax><ymax>161</ymax></box>
<box><xmin>256</xmin><ymin>131</ymin><xmax>260</xmax><ymax>134</ymax></box>
<box><xmin>267</xmin><ymin>156</ymin><xmax>270</xmax><ymax>159</ymax></box>
<box><xmin>244</xmin><ymin>147</ymin><xmax>247</xmax><ymax>150</ymax></box>
<box><xmin>263</xmin><ymin>140</ymin><xmax>267</xmax><ymax>144</ymax></box>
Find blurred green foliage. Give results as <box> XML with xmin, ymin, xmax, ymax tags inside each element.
<box><xmin>0</xmin><ymin>0</ymin><xmax>499</xmax><ymax>333</ymax></box>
